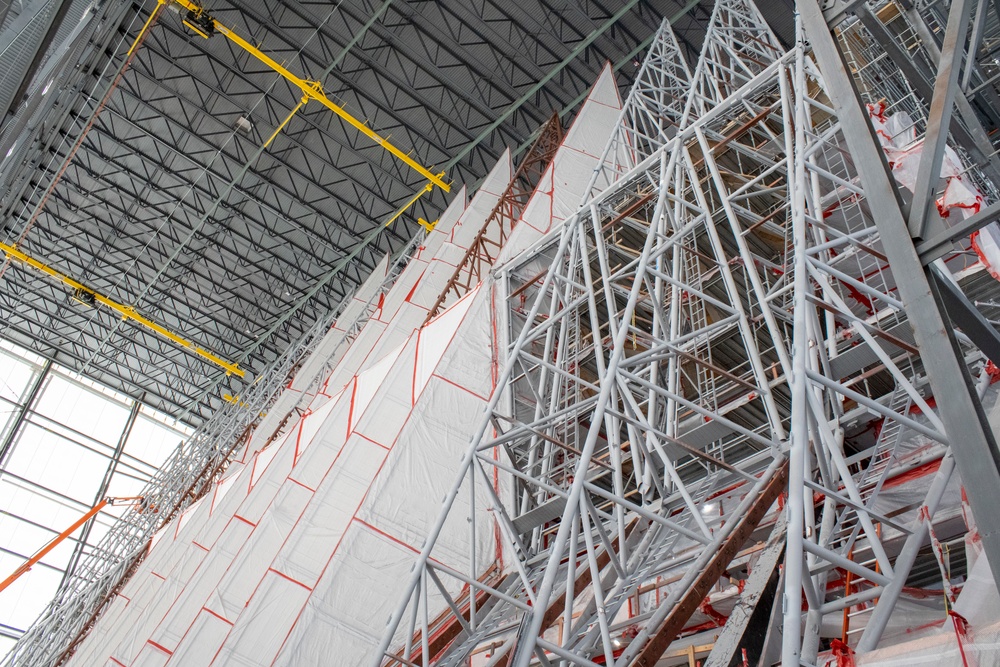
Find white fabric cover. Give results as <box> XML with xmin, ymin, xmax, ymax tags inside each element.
<box><xmin>497</xmin><ymin>64</ymin><xmax>623</xmax><ymax>266</ymax></box>
<box><xmin>336</xmin><ymin>157</ymin><xmax>510</xmax><ymax>390</ymax></box>
<box><xmin>972</xmin><ymin>223</ymin><xmax>1000</xmax><ymax>281</ymax></box>
<box><xmin>68</xmin><ymin>64</ymin><xmax>623</xmax><ymax>667</ymax></box>
<box><xmin>234</xmin><ymin>253</ymin><xmax>392</xmax><ymax>464</ymax></box>
<box><xmin>853</xmin><ymin>622</ymin><xmax>1000</xmax><ymax>667</ymax></box>
<box><xmin>68</xmin><ymin>280</ymin><xmax>498</xmax><ymax>667</ymax></box>
<box><xmin>326</xmin><ymin>178</ymin><xmax>490</xmax><ymax>391</ymax></box>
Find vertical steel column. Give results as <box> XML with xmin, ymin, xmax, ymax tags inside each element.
<box><xmin>801</xmin><ymin>0</ymin><xmax>1000</xmax><ymax>596</ymax></box>
<box><xmin>962</xmin><ymin>0</ymin><xmax>991</xmax><ymax>92</ymax></box>
<box><xmin>852</xmin><ymin>5</ymin><xmax>1000</xmax><ymax>184</ymax></box>
<box><xmin>60</xmin><ymin>398</ymin><xmax>141</xmax><ymax>584</ymax></box>
<box><xmin>0</xmin><ymin>358</ymin><xmax>52</xmax><ymax>470</ymax></box>
<box><xmin>783</xmin><ymin>23</ymin><xmax>810</xmax><ymax>663</ymax></box>
<box><xmin>906</xmin><ymin>0</ymin><xmax>973</xmax><ymax>239</ymax></box>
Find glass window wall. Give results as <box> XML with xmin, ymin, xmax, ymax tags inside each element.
<box><xmin>0</xmin><ymin>340</ymin><xmax>192</xmax><ymax>656</ymax></box>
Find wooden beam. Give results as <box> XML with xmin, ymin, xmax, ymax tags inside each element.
<box><xmin>632</xmin><ymin>461</ymin><xmax>789</xmax><ymax>667</ymax></box>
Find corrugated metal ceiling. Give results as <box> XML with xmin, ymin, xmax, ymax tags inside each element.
<box><xmin>0</xmin><ymin>0</ymin><xmax>792</xmax><ymax>424</ymax></box>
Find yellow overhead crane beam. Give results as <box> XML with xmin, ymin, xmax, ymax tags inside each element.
<box><xmin>0</xmin><ymin>242</ymin><xmax>245</xmax><ymax>377</ymax></box>
<box><xmin>0</xmin><ymin>3</ymin><xmax>442</xmax><ymax>385</ymax></box>
<box><xmin>173</xmin><ymin>0</ymin><xmax>450</xmax><ymax>194</ymax></box>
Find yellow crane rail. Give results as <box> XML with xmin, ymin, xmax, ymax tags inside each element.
<box><xmin>173</xmin><ymin>0</ymin><xmax>449</xmax><ymax>193</ymax></box>
<box><xmin>0</xmin><ymin>242</ymin><xmax>244</xmax><ymax>377</ymax></box>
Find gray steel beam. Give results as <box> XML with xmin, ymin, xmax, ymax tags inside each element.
<box><xmin>60</xmin><ymin>397</ymin><xmax>141</xmax><ymax>584</ymax></box>
<box><xmin>704</xmin><ymin>515</ymin><xmax>786</xmax><ymax>667</ymax></box>
<box><xmin>0</xmin><ymin>622</ymin><xmax>24</xmax><ymax>642</ymax></box>
<box><xmin>962</xmin><ymin>0</ymin><xmax>991</xmax><ymax>92</ymax></box>
<box><xmin>916</xmin><ymin>200</ymin><xmax>1000</xmax><ymax>263</ymax></box>
<box><xmin>901</xmin><ymin>1</ymin><xmax>1000</xmax><ymax>165</ymax></box>
<box><xmin>853</xmin><ymin>5</ymin><xmax>1000</xmax><ymax>188</ymax></box>
<box><xmin>801</xmin><ymin>0</ymin><xmax>1000</xmax><ymax>606</ymax></box>
<box><xmin>0</xmin><ymin>358</ymin><xmax>50</xmax><ymax>470</ymax></box>
<box><xmin>0</xmin><ymin>0</ymin><xmax>17</xmax><ymax>29</ymax></box>
<box><xmin>4</xmin><ymin>0</ymin><xmax>71</xmax><ymax>120</ymax></box>
<box><xmin>931</xmin><ymin>262</ymin><xmax>1000</xmax><ymax>366</ymax></box>
<box><xmin>0</xmin><ymin>0</ymin><xmax>129</xmax><ymax>201</ymax></box>
<box><xmin>0</xmin><ymin>0</ymin><xmax>63</xmax><ymax>118</ymax></box>
<box><xmin>906</xmin><ymin>0</ymin><xmax>974</xmax><ymax>240</ymax></box>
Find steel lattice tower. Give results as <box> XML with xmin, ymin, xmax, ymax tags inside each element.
<box><xmin>376</xmin><ymin>1</ymin><xmax>1000</xmax><ymax>665</ymax></box>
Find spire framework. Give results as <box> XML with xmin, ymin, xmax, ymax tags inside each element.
<box><xmin>377</xmin><ymin>1</ymin><xmax>1000</xmax><ymax>665</ymax></box>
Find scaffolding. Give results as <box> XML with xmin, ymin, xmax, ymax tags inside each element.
<box><xmin>2</xmin><ymin>65</ymin><xmax>569</xmax><ymax>661</ymax></box>
<box><xmin>8</xmin><ymin>0</ymin><xmax>1000</xmax><ymax>664</ymax></box>
<box><xmin>376</xmin><ymin>1</ymin><xmax>1000</xmax><ymax>665</ymax></box>
<box><xmin>1</xmin><ymin>232</ymin><xmax>425</xmax><ymax>667</ymax></box>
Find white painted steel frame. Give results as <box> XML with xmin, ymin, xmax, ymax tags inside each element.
<box><xmin>377</xmin><ymin>1</ymin><xmax>1000</xmax><ymax>665</ymax></box>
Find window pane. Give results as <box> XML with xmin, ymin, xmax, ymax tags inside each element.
<box><xmin>0</xmin><ymin>549</ymin><xmax>63</xmax><ymax>630</ymax></box>
<box><xmin>0</xmin><ymin>344</ymin><xmax>41</xmax><ymax>405</ymax></box>
<box><xmin>123</xmin><ymin>413</ymin><xmax>186</xmax><ymax>471</ymax></box>
<box><xmin>33</xmin><ymin>373</ymin><xmax>129</xmax><ymax>446</ymax></box>
<box><xmin>0</xmin><ymin>340</ymin><xmax>195</xmax><ymax>651</ymax></box>
<box><xmin>5</xmin><ymin>423</ymin><xmax>108</xmax><ymax>503</ymax></box>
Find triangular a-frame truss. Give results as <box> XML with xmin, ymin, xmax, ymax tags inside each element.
<box><xmin>8</xmin><ymin>0</ymin><xmax>1000</xmax><ymax>666</ymax></box>
<box><xmin>596</xmin><ymin>20</ymin><xmax>692</xmax><ymax>186</ymax></box>
<box><xmin>375</xmin><ymin>0</ymin><xmax>1000</xmax><ymax>665</ymax></box>
<box><xmin>685</xmin><ymin>0</ymin><xmax>783</xmax><ymax>116</ymax></box>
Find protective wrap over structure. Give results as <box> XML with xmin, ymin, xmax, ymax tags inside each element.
<box><xmin>62</xmin><ymin>65</ymin><xmax>622</xmax><ymax>667</ymax></box>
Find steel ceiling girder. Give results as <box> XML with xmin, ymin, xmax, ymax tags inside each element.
<box><xmin>29</xmin><ymin>156</ymin><xmax>308</xmax><ymax>343</ymax></box>
<box><xmin>131</xmin><ymin>22</ymin><xmax>426</xmax><ymax>226</ymax></box>
<box><xmin>77</xmin><ymin>105</ymin><xmax>365</xmax><ymax>271</ymax></box>
<box><xmin>250</xmin><ymin>0</ymin><xmax>503</xmax><ymax>152</ymax></box>
<box><xmin>0</xmin><ymin>0</ymin><xmax>676</xmax><ymax>429</ymax></box>
<box><xmin>0</xmin><ymin>271</ymin><xmax>225</xmax><ymax>416</ymax></box>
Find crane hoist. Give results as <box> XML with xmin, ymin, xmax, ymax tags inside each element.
<box><xmin>0</xmin><ymin>241</ymin><xmax>244</xmax><ymax>377</ymax></box>
<box><xmin>170</xmin><ymin>0</ymin><xmax>450</xmax><ymax>194</ymax></box>
<box><xmin>3</xmin><ymin>0</ymin><xmax>450</xmax><ymax>387</ymax></box>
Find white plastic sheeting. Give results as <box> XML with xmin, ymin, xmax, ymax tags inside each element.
<box><xmin>68</xmin><ymin>282</ymin><xmax>496</xmax><ymax>667</ymax></box>
<box><xmin>868</xmin><ymin>102</ymin><xmax>1000</xmax><ymax>283</ymax></box>
<box><xmin>496</xmin><ymin>63</ymin><xmax>624</xmax><ymax>266</ymax></box>
<box><xmin>868</xmin><ymin>102</ymin><xmax>984</xmax><ymax>219</ymax></box>
<box><xmin>225</xmin><ymin>253</ymin><xmax>392</xmax><ymax>467</ymax></box>
<box><xmin>972</xmin><ymin>225</ymin><xmax>1000</xmax><ymax>282</ymax></box>
<box><xmin>853</xmin><ymin>623</ymin><xmax>1000</xmax><ymax>667</ymax></box>
<box><xmin>67</xmin><ymin>64</ymin><xmax>624</xmax><ymax>667</ymax></box>
<box><xmin>844</xmin><ymin>549</ymin><xmax>1000</xmax><ymax>667</ymax></box>
<box><xmin>326</xmin><ymin>178</ymin><xmax>487</xmax><ymax>391</ymax></box>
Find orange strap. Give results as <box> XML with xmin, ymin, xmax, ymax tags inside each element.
<box><xmin>0</xmin><ymin>499</ymin><xmax>109</xmax><ymax>593</ymax></box>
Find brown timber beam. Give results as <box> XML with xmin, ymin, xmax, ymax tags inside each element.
<box><xmin>632</xmin><ymin>460</ymin><xmax>789</xmax><ymax>667</ymax></box>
